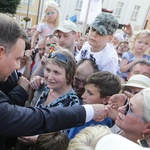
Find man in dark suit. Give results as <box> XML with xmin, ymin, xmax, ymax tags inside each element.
<box><xmin>0</xmin><ymin>71</ymin><xmax>30</xmax><ymax>149</ymax></box>
<box><xmin>0</xmin><ymin>13</ymin><xmax>107</xmax><ymax>150</ymax></box>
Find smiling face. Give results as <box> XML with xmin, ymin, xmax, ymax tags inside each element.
<box><xmin>0</xmin><ymin>38</ymin><xmax>25</xmax><ymax>81</ymax></box>
<box><xmin>115</xmin><ymin>93</ymin><xmax>146</xmax><ymax>133</ymax></box>
<box><xmin>44</xmin><ymin>61</ymin><xmax>67</xmax><ymax>90</ymax></box>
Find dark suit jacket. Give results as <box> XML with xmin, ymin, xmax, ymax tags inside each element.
<box><xmin>0</xmin><ymin>71</ymin><xmax>28</xmax><ymax>106</ymax></box>
<box><xmin>0</xmin><ymin>91</ymin><xmax>85</xmax><ymax>149</ymax></box>
<box><xmin>0</xmin><ymin>71</ymin><xmax>29</xmax><ymax>149</ymax></box>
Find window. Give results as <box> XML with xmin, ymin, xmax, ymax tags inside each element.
<box><xmin>131</xmin><ymin>5</ymin><xmax>140</xmax><ymax>20</ymax></box>
<box><xmin>54</xmin><ymin>0</ymin><xmax>60</xmax><ymax>5</ymax></box>
<box><xmin>19</xmin><ymin>16</ymin><xmax>32</xmax><ymax>29</ymax></box>
<box><xmin>115</xmin><ymin>2</ymin><xmax>124</xmax><ymax>17</ymax></box>
<box><xmin>22</xmin><ymin>0</ymin><xmax>34</xmax><ymax>6</ymax></box>
<box><xmin>76</xmin><ymin>0</ymin><xmax>83</xmax><ymax>10</ymax></box>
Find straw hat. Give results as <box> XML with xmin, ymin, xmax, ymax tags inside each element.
<box><xmin>95</xmin><ymin>134</ymin><xmax>149</xmax><ymax>150</ymax></box>
<box><xmin>122</xmin><ymin>74</ymin><xmax>150</xmax><ymax>89</ymax></box>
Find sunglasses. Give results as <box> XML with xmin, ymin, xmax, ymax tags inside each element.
<box><xmin>49</xmin><ymin>52</ymin><xmax>71</xmax><ymax>64</ymax></box>
<box><xmin>46</xmin><ymin>11</ymin><xmax>57</xmax><ymax>16</ymax></box>
<box><xmin>125</xmin><ymin>103</ymin><xmax>147</xmax><ymax>123</ymax></box>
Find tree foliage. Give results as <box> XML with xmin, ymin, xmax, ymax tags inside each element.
<box><xmin>0</xmin><ymin>0</ymin><xmax>21</xmax><ymax>15</ymax></box>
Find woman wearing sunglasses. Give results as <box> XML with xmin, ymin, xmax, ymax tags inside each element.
<box><xmin>107</xmin><ymin>88</ymin><xmax>150</xmax><ymax>147</ymax></box>
<box><xmin>16</xmin><ymin>49</ymin><xmax>81</xmax><ymax>149</ymax></box>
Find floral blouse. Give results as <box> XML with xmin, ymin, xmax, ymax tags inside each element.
<box><xmin>31</xmin><ymin>85</ymin><xmax>81</xmax><ymax>109</ymax></box>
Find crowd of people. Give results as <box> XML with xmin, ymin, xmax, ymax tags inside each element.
<box><xmin>0</xmin><ymin>0</ymin><xmax>150</xmax><ymax>150</ymax></box>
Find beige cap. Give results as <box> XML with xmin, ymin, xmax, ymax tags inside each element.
<box><xmin>122</xmin><ymin>74</ymin><xmax>150</xmax><ymax>89</ymax></box>
<box><xmin>95</xmin><ymin>134</ymin><xmax>149</xmax><ymax>150</ymax></box>
<box><xmin>53</xmin><ymin>20</ymin><xmax>77</xmax><ymax>34</ymax></box>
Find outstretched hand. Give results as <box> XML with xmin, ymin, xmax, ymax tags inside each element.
<box><xmin>91</xmin><ymin>104</ymin><xmax>108</xmax><ymax>122</ymax></box>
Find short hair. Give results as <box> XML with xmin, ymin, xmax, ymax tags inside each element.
<box><xmin>0</xmin><ymin>13</ymin><xmax>27</xmax><ymax>54</ymax></box>
<box><xmin>67</xmin><ymin>125</ymin><xmax>112</xmax><ymax>150</ymax></box>
<box><xmin>47</xmin><ymin>48</ymin><xmax>76</xmax><ymax>85</ymax></box>
<box><xmin>85</xmin><ymin>72</ymin><xmax>121</xmax><ymax>98</ymax></box>
<box><xmin>116</xmin><ymin>41</ymin><xmax>129</xmax><ymax>50</ymax></box>
<box><xmin>35</xmin><ymin>131</ymin><xmax>69</xmax><ymax>150</ymax></box>
<box><xmin>129</xmin><ymin>60</ymin><xmax>150</xmax><ymax>72</ymax></box>
<box><xmin>140</xmin><ymin>88</ymin><xmax>150</xmax><ymax>122</ymax></box>
<box><xmin>77</xmin><ymin>59</ymin><xmax>99</xmax><ymax>73</ymax></box>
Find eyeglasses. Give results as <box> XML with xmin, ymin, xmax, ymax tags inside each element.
<box><xmin>48</xmin><ymin>52</ymin><xmax>71</xmax><ymax>64</ymax></box>
<box><xmin>46</xmin><ymin>11</ymin><xmax>57</xmax><ymax>16</ymax></box>
<box><xmin>74</xmin><ymin>76</ymin><xmax>85</xmax><ymax>85</ymax></box>
<box><xmin>46</xmin><ymin>43</ymin><xmax>56</xmax><ymax>47</ymax></box>
<box><xmin>125</xmin><ymin>103</ymin><xmax>147</xmax><ymax>123</ymax></box>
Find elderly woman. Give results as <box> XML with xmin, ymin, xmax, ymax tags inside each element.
<box><xmin>107</xmin><ymin>88</ymin><xmax>150</xmax><ymax>147</ymax></box>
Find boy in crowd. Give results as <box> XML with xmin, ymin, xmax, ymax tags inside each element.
<box><xmin>76</xmin><ymin>12</ymin><xmax>119</xmax><ymax>74</ymax></box>
<box><xmin>68</xmin><ymin>71</ymin><xmax>121</xmax><ymax>139</ymax></box>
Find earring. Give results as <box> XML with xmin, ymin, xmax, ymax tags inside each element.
<box><xmin>137</xmin><ymin>134</ymin><xmax>149</xmax><ymax>147</ymax></box>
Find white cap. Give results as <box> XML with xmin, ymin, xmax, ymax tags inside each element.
<box><xmin>122</xmin><ymin>74</ymin><xmax>150</xmax><ymax>89</ymax></box>
<box><xmin>53</xmin><ymin>20</ymin><xmax>77</xmax><ymax>34</ymax></box>
<box><xmin>95</xmin><ymin>134</ymin><xmax>149</xmax><ymax>150</ymax></box>
<box><xmin>115</xmin><ymin>33</ymin><xmax>124</xmax><ymax>41</ymax></box>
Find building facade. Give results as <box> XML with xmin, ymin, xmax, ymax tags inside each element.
<box><xmin>15</xmin><ymin>0</ymin><xmax>150</xmax><ymax>34</ymax></box>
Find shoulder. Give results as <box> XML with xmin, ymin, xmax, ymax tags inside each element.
<box><xmin>122</xmin><ymin>51</ymin><xmax>133</xmax><ymax>58</ymax></box>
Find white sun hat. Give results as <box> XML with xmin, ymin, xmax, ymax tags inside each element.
<box><xmin>95</xmin><ymin>134</ymin><xmax>149</xmax><ymax>150</ymax></box>
<box><xmin>122</xmin><ymin>74</ymin><xmax>150</xmax><ymax>89</ymax></box>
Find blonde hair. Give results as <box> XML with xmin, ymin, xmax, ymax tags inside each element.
<box><xmin>141</xmin><ymin>88</ymin><xmax>150</xmax><ymax>122</ymax></box>
<box><xmin>67</xmin><ymin>125</ymin><xmax>112</xmax><ymax>150</ymax></box>
<box><xmin>130</xmin><ymin>30</ymin><xmax>150</xmax><ymax>52</ymax></box>
<box><xmin>41</xmin><ymin>0</ymin><xmax>60</xmax><ymax>27</ymax></box>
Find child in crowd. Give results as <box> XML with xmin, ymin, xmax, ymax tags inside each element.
<box><xmin>76</xmin><ymin>12</ymin><xmax>119</xmax><ymax>74</ymax></box>
<box><xmin>118</xmin><ymin>30</ymin><xmax>150</xmax><ymax>80</ymax></box>
<box><xmin>67</xmin><ymin>125</ymin><xmax>112</xmax><ymax>150</ymax></box>
<box><xmin>68</xmin><ymin>71</ymin><xmax>121</xmax><ymax>139</ymax></box>
<box><xmin>31</xmin><ymin>0</ymin><xmax>60</xmax><ymax>50</ymax></box>
<box><xmin>35</xmin><ymin>132</ymin><xmax>69</xmax><ymax>150</ymax></box>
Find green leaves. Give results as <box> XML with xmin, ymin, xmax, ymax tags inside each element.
<box><xmin>0</xmin><ymin>0</ymin><xmax>20</xmax><ymax>14</ymax></box>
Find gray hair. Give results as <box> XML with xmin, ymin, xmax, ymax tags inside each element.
<box><xmin>0</xmin><ymin>13</ymin><xmax>27</xmax><ymax>54</ymax></box>
<box><xmin>141</xmin><ymin>88</ymin><xmax>150</xmax><ymax>122</ymax></box>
